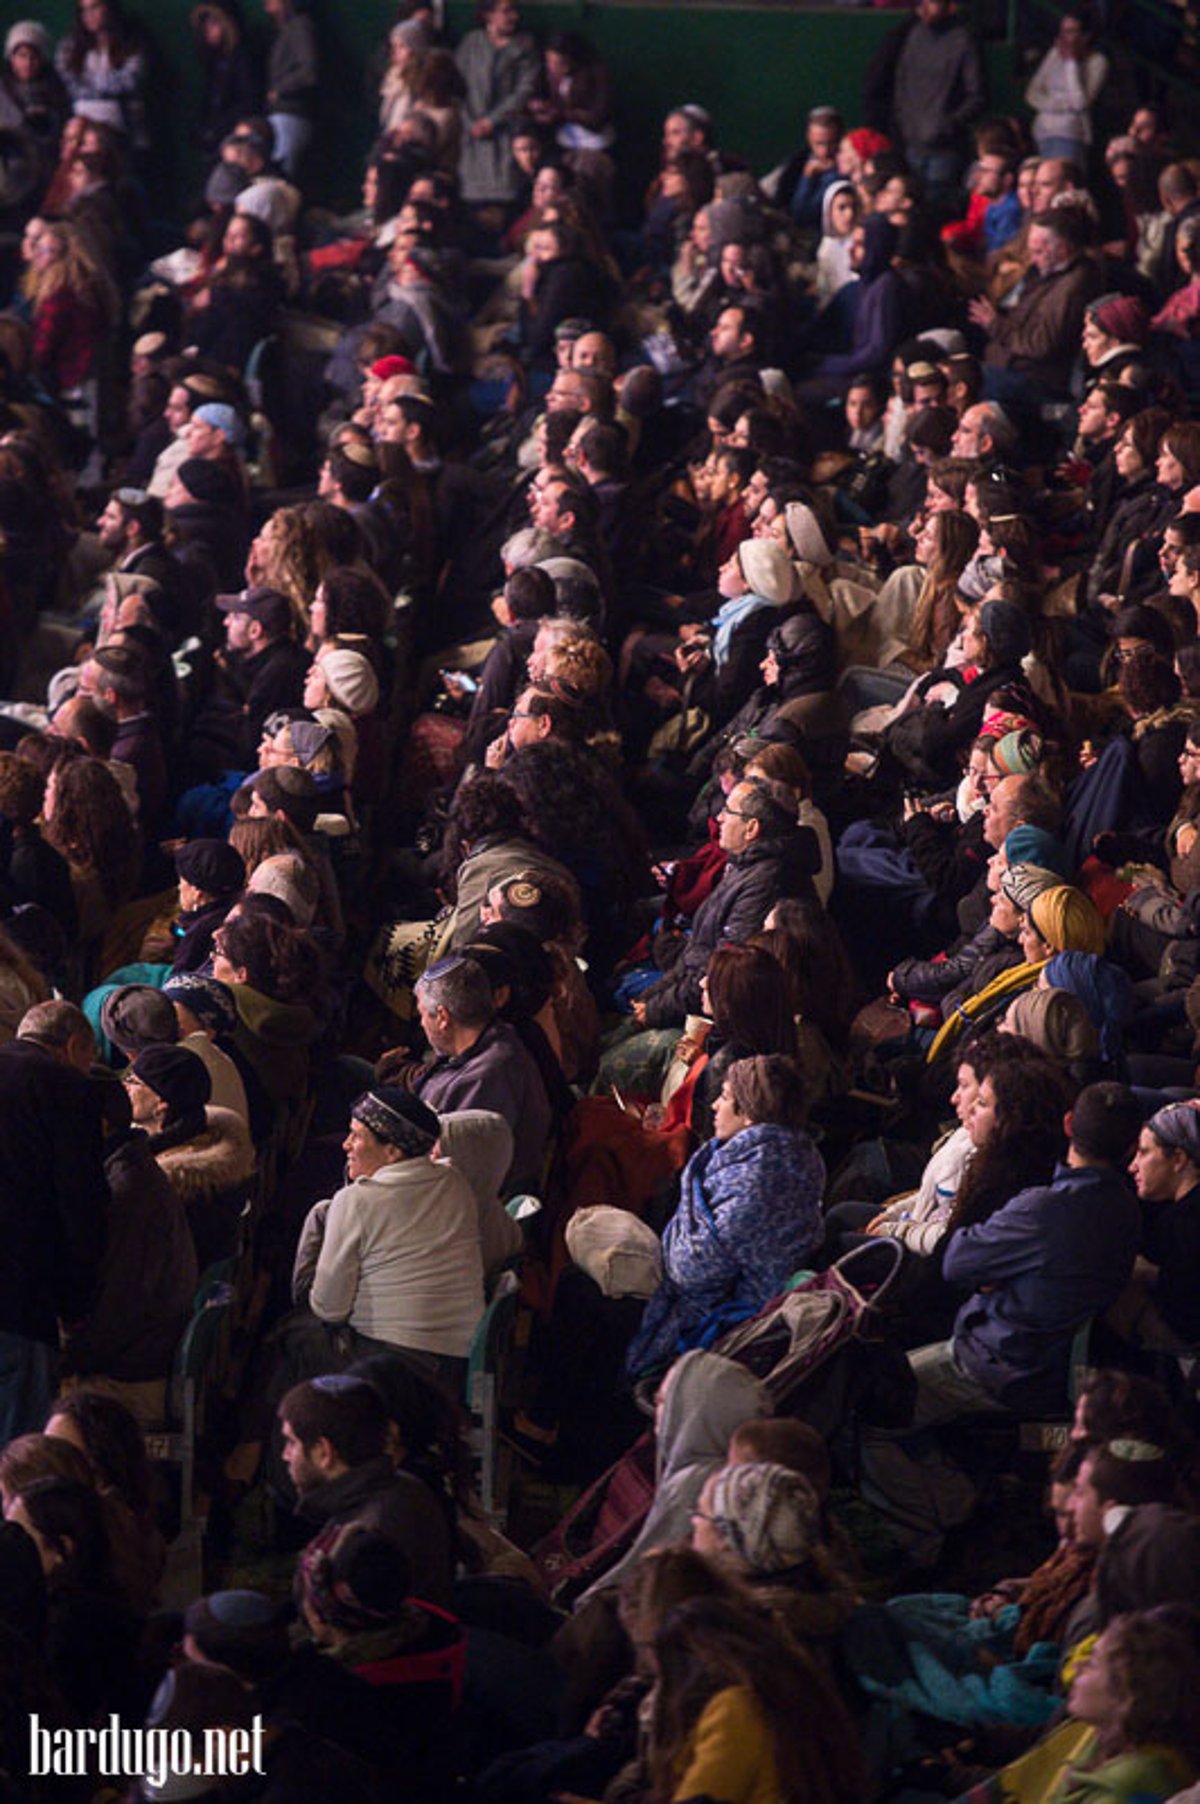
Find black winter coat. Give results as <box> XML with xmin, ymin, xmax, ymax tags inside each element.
<box><xmin>296</xmin><ymin>1455</ymin><xmax>454</xmax><ymax>1606</ymax></box>
<box><xmin>642</xmin><ymin>831</ymin><xmax>819</xmax><ymax>1028</ymax></box>
<box><xmin>0</xmin><ymin>1039</ymin><xmax>107</xmax><ymax>1343</ymax></box>
<box><xmin>61</xmin><ymin>1130</ymin><xmax>197</xmax><ymax>1382</ymax></box>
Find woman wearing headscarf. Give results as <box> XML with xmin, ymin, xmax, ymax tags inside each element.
<box><xmin>1040</xmin><ymin>951</ymin><xmax>1134</xmax><ymax>1071</ymax></box>
<box><xmin>161</xmin><ymin>970</ymin><xmax>252</xmax><ymax>1128</ymax></box>
<box><xmin>694</xmin><ymin>538</ymin><xmax>803</xmax><ymax>726</ymax></box>
<box><xmin>903</xmin><ymin>730</ymin><xmax>1048</xmax><ymax>942</ymax></box>
<box><xmin>691</xmin><ymin>1460</ymin><xmax>859</xmax><ymax>1667</ymax></box>
<box><xmin>575</xmin><ymin>1349</ymin><xmax>769</xmax><ymax>1609</ymax></box>
<box><xmin>1001</xmin><ymin>986</ymin><xmax>1101</xmax><ymax>1070</ymax></box>
<box><xmin>1081</xmin><ymin>292</ymin><xmax>1149</xmax><ymax>386</ymax></box>
<box><xmin>686</xmin><ymin>607</ymin><xmax>838</xmax><ymax>809</ymax></box>
<box><xmin>928</xmin><ymin>870</ymin><xmax>1106</xmax><ymax>1060</ymax></box>
<box><xmin>1117</xmin><ymin>1102</ymin><xmax>1200</xmax><ymax>1351</ymax></box>
<box><xmin>293</xmin><ymin>1085</ymin><xmax>485</xmax><ymax>1388</ymax></box>
<box><xmin>625</xmin><ymin>1055</ymin><xmax>825</xmax><ymax>1378</ymax></box>
<box><xmin>784</xmin><ymin>501</ymin><xmax>837</xmax><ymax>623</ymax></box>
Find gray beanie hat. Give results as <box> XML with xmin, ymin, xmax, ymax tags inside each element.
<box><xmin>5</xmin><ymin>21</ymin><xmax>51</xmax><ymax>62</ymax></box>
<box><xmin>100</xmin><ymin>984</ymin><xmax>179</xmax><ymax>1060</ymax></box>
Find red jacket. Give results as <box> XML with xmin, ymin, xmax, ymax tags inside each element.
<box><xmin>33</xmin><ymin>285</ymin><xmax>106</xmax><ymax>393</ymax></box>
<box><xmin>941</xmin><ymin>190</ymin><xmax>990</xmax><ymax>254</ymax></box>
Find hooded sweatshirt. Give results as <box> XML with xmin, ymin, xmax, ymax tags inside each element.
<box><xmin>580</xmin><ymin>1350</ymin><xmax>769</xmax><ymax>1601</ymax></box>
<box><xmin>435</xmin><ymin>1108</ymin><xmax>523</xmax><ymax>1275</ymax></box>
<box><xmin>815</xmin><ymin>181</ymin><xmax>859</xmax><ymax>305</ymax></box>
<box><xmin>817</xmin><ymin>216</ymin><xmax>904</xmax><ymax>378</ymax></box>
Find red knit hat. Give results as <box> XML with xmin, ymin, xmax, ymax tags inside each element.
<box><xmin>370</xmin><ymin>354</ymin><xmax>416</xmax><ymax>380</ymax></box>
<box><xmin>1086</xmin><ymin>293</ymin><xmax>1150</xmax><ymax>347</ymax></box>
<box><xmin>845</xmin><ymin>127</ymin><xmax>892</xmax><ymax>160</ymax></box>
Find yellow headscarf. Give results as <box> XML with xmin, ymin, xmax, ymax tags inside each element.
<box><xmin>927</xmin><ymin>885</ymin><xmax>1107</xmax><ymax>1062</ymax></box>
<box><xmin>1029</xmin><ymin>886</ymin><xmax>1106</xmax><ymax>956</ymax></box>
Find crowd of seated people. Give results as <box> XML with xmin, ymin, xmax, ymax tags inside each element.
<box><xmin>1</xmin><ymin>0</ymin><xmax>1200</xmax><ymax>1798</ymax></box>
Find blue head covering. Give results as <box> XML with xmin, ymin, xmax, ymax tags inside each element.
<box><xmin>857</xmin><ymin>213</ymin><xmax>899</xmax><ymax>282</ymax></box>
<box><xmin>1043</xmin><ymin>951</ymin><xmax>1133</xmax><ymax>1065</ymax></box>
<box><xmin>979</xmin><ymin>600</ymin><xmax>1032</xmax><ymax>666</ymax></box>
<box><xmin>1149</xmin><ymin>1102</ymin><xmax>1200</xmax><ymax>1166</ymax></box>
<box><xmin>1003</xmin><ymin>824</ymin><xmax>1073</xmax><ymax>880</ymax></box>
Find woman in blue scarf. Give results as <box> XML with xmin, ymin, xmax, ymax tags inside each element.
<box><xmin>1042</xmin><ymin>950</ymin><xmax>1134</xmax><ymax>1069</ymax></box>
<box><xmin>704</xmin><ymin>537</ymin><xmax>801</xmax><ymax>725</ymax></box>
<box><xmin>626</xmin><ymin>1054</ymin><xmax>825</xmax><ymax>1377</ymax></box>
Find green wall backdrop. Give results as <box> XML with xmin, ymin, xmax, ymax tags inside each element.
<box><xmin>34</xmin><ymin>1</ymin><xmax>1021</xmax><ymax>216</ymax></box>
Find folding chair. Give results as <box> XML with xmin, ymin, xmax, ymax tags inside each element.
<box><xmin>465</xmin><ymin>1270</ymin><xmax>521</xmax><ymax>1528</ymax></box>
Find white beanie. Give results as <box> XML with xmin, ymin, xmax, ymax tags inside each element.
<box><xmin>737</xmin><ymin>537</ymin><xmax>800</xmax><ymax>605</ymax></box>
<box><xmin>784</xmin><ymin>502</ymin><xmax>833</xmax><ymax>568</ymax></box>
<box><xmin>246</xmin><ymin>854</ymin><xmax>318</xmax><ymax>928</ymax></box>
<box><xmin>317</xmin><ymin>647</ymin><xmax>379</xmax><ymax>717</ymax></box>
<box><xmin>5</xmin><ymin>21</ymin><xmax>50</xmax><ymax>62</ymax></box>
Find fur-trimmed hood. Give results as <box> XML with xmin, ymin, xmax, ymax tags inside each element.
<box><xmin>154</xmin><ymin>1104</ymin><xmax>255</xmax><ymax>1201</ymax></box>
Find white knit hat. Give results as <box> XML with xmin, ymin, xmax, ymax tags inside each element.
<box><xmin>317</xmin><ymin>647</ymin><xmax>379</xmax><ymax>717</ymax></box>
<box><xmin>5</xmin><ymin>21</ymin><xmax>50</xmax><ymax>61</ymax></box>
<box><xmin>784</xmin><ymin>502</ymin><xmax>834</xmax><ymax>568</ymax></box>
<box><xmin>737</xmin><ymin>537</ymin><xmax>800</xmax><ymax>605</ymax></box>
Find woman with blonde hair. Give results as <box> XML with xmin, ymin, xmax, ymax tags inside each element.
<box><xmin>541</xmin><ymin>630</ymin><xmax>613</xmax><ymax>699</ymax></box>
<box><xmin>244</xmin><ymin>503</ymin><xmax>331</xmax><ymax>636</ymax></box>
<box><xmin>23</xmin><ymin>216</ymin><xmax>118</xmax><ymax>397</ymax></box>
